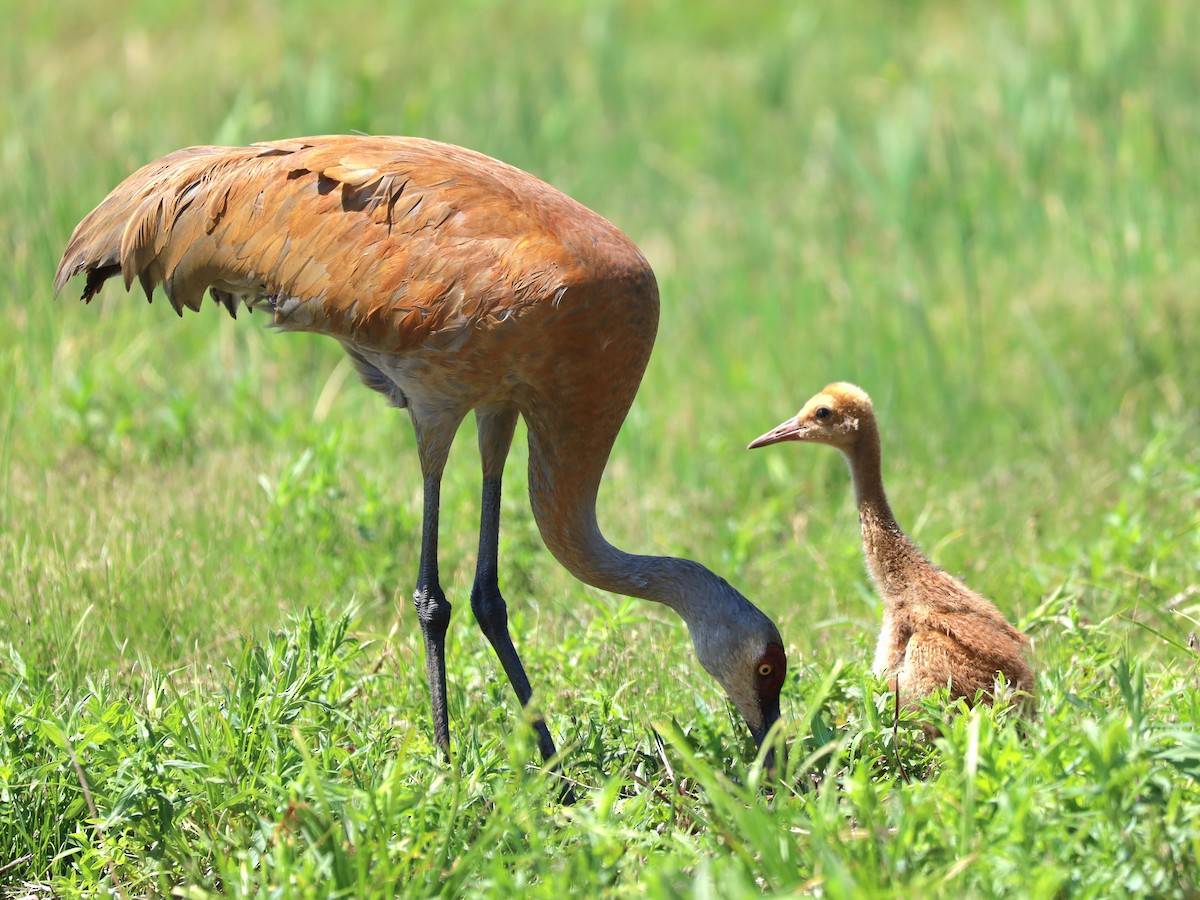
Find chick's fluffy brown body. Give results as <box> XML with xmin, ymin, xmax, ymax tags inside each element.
<box><xmin>751</xmin><ymin>383</ymin><xmax>1034</xmax><ymax>724</ymax></box>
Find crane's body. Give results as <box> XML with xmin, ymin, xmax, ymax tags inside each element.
<box><xmin>58</xmin><ymin>137</ymin><xmax>654</xmax><ymax>461</ymax></box>
<box><xmin>57</xmin><ymin>136</ymin><xmax>786</xmax><ymax>781</ymax></box>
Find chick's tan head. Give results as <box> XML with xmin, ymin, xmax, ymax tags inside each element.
<box><xmin>747</xmin><ymin>382</ymin><xmax>875</xmax><ymax>452</ymax></box>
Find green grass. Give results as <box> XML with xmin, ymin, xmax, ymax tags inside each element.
<box><xmin>3</xmin><ymin>0</ymin><xmax>1199</xmax><ymax>895</ymax></box>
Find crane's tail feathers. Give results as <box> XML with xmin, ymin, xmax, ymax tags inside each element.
<box><xmin>54</xmin><ymin>134</ymin><xmax>596</xmax><ymax>351</ymax></box>
<box><xmin>53</xmin><ymin>144</ymin><xmax>281</xmax><ymax>319</ymax></box>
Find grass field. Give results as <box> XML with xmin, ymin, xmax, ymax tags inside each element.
<box><xmin>2</xmin><ymin>0</ymin><xmax>1199</xmax><ymax>896</ymax></box>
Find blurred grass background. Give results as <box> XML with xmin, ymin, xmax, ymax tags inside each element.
<box><xmin>1</xmin><ymin>0</ymin><xmax>1198</xmax><ymax>892</ymax></box>
<box><xmin>3</xmin><ymin>0</ymin><xmax>1197</xmax><ymax>690</ymax></box>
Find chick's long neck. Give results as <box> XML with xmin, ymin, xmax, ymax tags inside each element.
<box><xmin>843</xmin><ymin>421</ymin><xmax>926</xmax><ymax>598</ymax></box>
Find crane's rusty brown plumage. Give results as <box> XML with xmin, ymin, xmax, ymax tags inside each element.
<box><xmin>57</xmin><ymin>135</ymin><xmax>787</xmax><ymax>784</ymax></box>
<box><xmin>56</xmin><ymin>136</ymin><xmax>631</xmax><ymax>353</ymax></box>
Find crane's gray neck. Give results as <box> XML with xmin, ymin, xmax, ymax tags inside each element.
<box><xmin>569</xmin><ymin>532</ymin><xmax>761</xmax><ymax>630</ymax></box>
<box><xmin>525</xmin><ymin>432</ymin><xmax>772</xmax><ymax>635</ymax></box>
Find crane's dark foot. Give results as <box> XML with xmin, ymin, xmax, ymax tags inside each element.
<box><xmin>540</xmin><ymin>730</ymin><xmax>577</xmax><ymax>806</ymax></box>
<box><xmin>414</xmin><ymin>584</ymin><xmax>453</xmax><ymax>754</ymax></box>
<box><xmin>555</xmin><ymin>777</ymin><xmax>579</xmax><ymax>807</ymax></box>
<box><xmin>471</xmin><ymin>580</ymin><xmax>577</xmax><ymax>794</ymax></box>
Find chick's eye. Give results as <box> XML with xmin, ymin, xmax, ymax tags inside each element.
<box><xmin>758</xmin><ymin>663</ymin><xmax>774</xmax><ymax>678</ymax></box>
<box><xmin>815</xmin><ymin>407</ymin><xmax>831</xmax><ymax>420</ymax></box>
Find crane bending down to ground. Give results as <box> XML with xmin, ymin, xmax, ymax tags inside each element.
<box><xmin>749</xmin><ymin>383</ymin><xmax>1032</xmax><ymax>736</ymax></box>
<box><xmin>56</xmin><ymin>135</ymin><xmax>787</xmax><ymax>773</ymax></box>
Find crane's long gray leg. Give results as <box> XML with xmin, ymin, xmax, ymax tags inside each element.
<box><xmin>472</xmin><ymin>409</ymin><xmax>563</xmax><ymax>766</ymax></box>
<box><xmin>412</xmin><ymin>429</ymin><xmax>455</xmax><ymax>757</ymax></box>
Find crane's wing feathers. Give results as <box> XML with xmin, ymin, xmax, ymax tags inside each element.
<box><xmin>55</xmin><ymin>136</ymin><xmax>584</xmax><ymax>352</ymax></box>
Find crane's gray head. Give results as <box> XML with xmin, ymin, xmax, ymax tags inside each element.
<box><xmin>747</xmin><ymin>382</ymin><xmax>875</xmax><ymax>454</ymax></box>
<box><xmin>685</xmin><ymin>577</ymin><xmax>786</xmax><ymax>751</ymax></box>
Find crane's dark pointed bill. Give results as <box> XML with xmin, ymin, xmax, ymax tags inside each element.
<box><xmin>754</xmin><ymin>697</ymin><xmax>781</xmax><ymax>747</ymax></box>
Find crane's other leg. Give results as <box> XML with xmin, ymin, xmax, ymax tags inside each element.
<box><xmin>472</xmin><ymin>408</ymin><xmax>562</xmax><ymax>765</ymax></box>
<box><xmin>412</xmin><ymin>425</ymin><xmax>456</xmax><ymax>757</ymax></box>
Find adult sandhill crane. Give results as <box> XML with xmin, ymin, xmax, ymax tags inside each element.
<box><xmin>56</xmin><ymin>135</ymin><xmax>787</xmax><ymax>773</ymax></box>
<box><xmin>749</xmin><ymin>383</ymin><xmax>1032</xmax><ymax>735</ymax></box>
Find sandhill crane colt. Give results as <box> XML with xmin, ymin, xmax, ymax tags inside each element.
<box><xmin>750</xmin><ymin>383</ymin><xmax>1032</xmax><ymax>735</ymax></box>
<box><xmin>56</xmin><ymin>135</ymin><xmax>787</xmax><ymax>774</ymax></box>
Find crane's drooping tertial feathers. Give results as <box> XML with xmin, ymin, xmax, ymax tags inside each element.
<box><xmin>749</xmin><ymin>382</ymin><xmax>1032</xmax><ymax>731</ymax></box>
<box><xmin>56</xmin><ymin>135</ymin><xmax>786</xmax><ymax>777</ymax></box>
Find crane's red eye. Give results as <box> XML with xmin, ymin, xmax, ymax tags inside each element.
<box><xmin>756</xmin><ymin>643</ymin><xmax>787</xmax><ymax>694</ymax></box>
